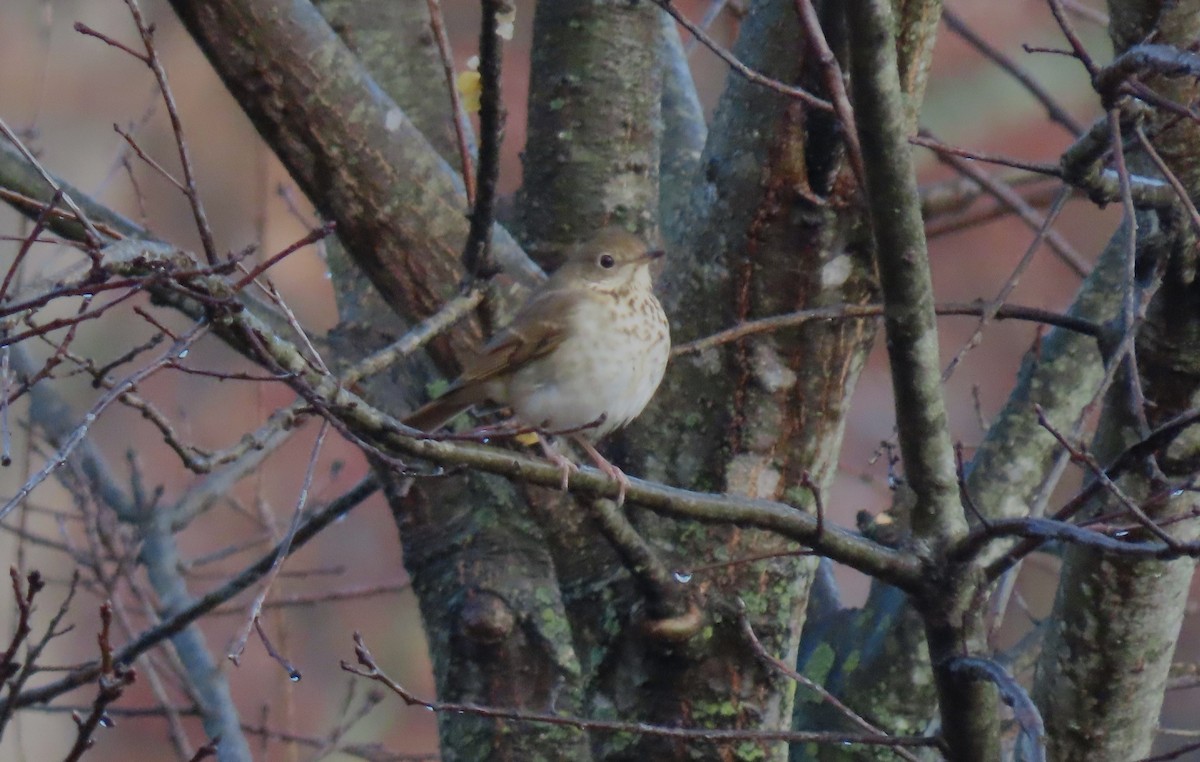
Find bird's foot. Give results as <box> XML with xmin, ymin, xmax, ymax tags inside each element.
<box><xmin>538</xmin><ymin>437</ymin><xmax>578</xmax><ymax>491</ymax></box>
<box><xmin>577</xmin><ymin>438</ymin><xmax>630</xmax><ymax>507</ymax></box>
<box><xmin>547</xmin><ymin>451</ymin><xmax>580</xmax><ymax>492</ymax></box>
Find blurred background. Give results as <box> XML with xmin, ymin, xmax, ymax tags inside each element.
<box><xmin>3</xmin><ymin>1</ymin><xmax>1189</xmax><ymax>759</ymax></box>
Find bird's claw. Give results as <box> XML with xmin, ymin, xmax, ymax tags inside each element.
<box><xmin>545</xmin><ymin>450</ymin><xmax>579</xmax><ymax>491</ymax></box>
<box><xmin>588</xmin><ymin>458</ymin><xmax>629</xmax><ymax>506</ymax></box>
<box><xmin>576</xmin><ymin>437</ymin><xmax>629</xmax><ymax>507</ymax></box>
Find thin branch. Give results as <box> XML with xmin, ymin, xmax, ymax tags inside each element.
<box><xmin>0</xmin><ymin>326</ymin><xmax>207</xmax><ymax>524</ymax></box>
<box><xmin>1105</xmin><ymin>106</ymin><xmax>1150</xmax><ymax>439</ymax></box>
<box><xmin>651</xmin><ymin>0</ymin><xmax>833</xmax><ymax>111</ymax></box>
<box><xmin>1035</xmin><ymin>405</ymin><xmax>1178</xmax><ymax>548</ymax></box>
<box><xmin>944</xmin><ymin>656</ymin><xmax>1045</xmax><ymax>762</ymax></box>
<box><xmin>424</xmin><ymin>0</ymin><xmax>477</xmax><ymax>205</ymax></box>
<box><xmin>0</xmin><ymin>571</ymin><xmax>79</xmax><ymax>730</ymax></box>
<box><xmin>795</xmin><ymin>0</ymin><xmax>865</xmax><ymax>186</ymax></box>
<box><xmin>909</xmin><ymin>134</ymin><xmax>1061</xmax><ymax>176</ymax></box>
<box><xmin>942</xmin><ymin>7</ymin><xmax>1084</xmax><ymax>135</ymax></box>
<box><xmin>460</xmin><ymin>0</ymin><xmax>505</xmax><ymax>283</ymax></box>
<box><xmin>923</xmin><ymin>173</ymin><xmax>1064</xmax><ymax>234</ymax></box>
<box><xmin>738</xmin><ymin>602</ymin><xmax>919</xmax><ymax>762</ymax></box>
<box><xmin>673</xmin><ymin>301</ymin><xmax>1104</xmax><ymax>356</ymax></box>
<box><xmin>0</xmin><ymin>188</ymin><xmax>61</xmax><ymax>305</ymax></box>
<box><xmin>62</xmin><ymin>603</ymin><xmax>138</xmax><ymax>762</ymax></box>
<box><xmin>228</xmin><ymin>420</ymin><xmax>330</xmax><ymax>664</ymax></box>
<box><xmin>230</xmin><ymin>222</ymin><xmax>337</xmax><ymax>292</ymax></box>
<box><xmin>941</xmin><ymin>187</ymin><xmax>1075</xmax><ymax>382</ymax></box>
<box><xmin>961</xmin><ymin>516</ymin><xmax>1200</xmax><ymax>567</ymax></box>
<box><xmin>11</xmin><ymin>477</ymin><xmax>379</xmax><ymax>708</ymax></box>
<box><xmin>0</xmin><ymin>118</ymin><xmax>105</xmax><ymax>251</ymax></box>
<box><xmin>1133</xmin><ymin>123</ymin><xmax>1200</xmax><ymax>236</ymax></box>
<box><xmin>1142</xmin><ymin>738</ymin><xmax>1200</xmax><ymax>762</ymax></box>
<box><xmin>586</xmin><ymin>498</ymin><xmax>695</xmax><ymax>627</ymax></box>
<box><xmin>1046</xmin><ymin>0</ymin><xmax>1099</xmax><ymax>79</ymax></box>
<box><xmin>343</xmin><ymin>633</ymin><xmax>944</xmax><ymax>752</ymax></box>
<box><xmin>32</xmin><ymin>704</ymin><xmax>440</xmax><ymax>761</ymax></box>
<box><xmin>982</xmin><ymin>404</ymin><xmax>1200</xmax><ymax>579</ymax></box>
<box><xmin>0</xmin><ymin>569</ymin><xmax>46</xmax><ymax>736</ymax></box>
<box><xmin>253</xmin><ymin>618</ymin><xmax>301</xmax><ymax>681</ymax></box>
<box><xmin>121</xmin><ymin>0</ymin><xmax>220</xmax><ymax>265</ymax></box>
<box><xmin>187</xmin><ymin>739</ymin><xmax>220</xmax><ymax>761</ymax></box>
<box><xmin>343</xmin><ymin>290</ymin><xmax>483</xmax><ymax>385</ymax></box>
<box><xmin>112</xmin><ymin>124</ymin><xmax>187</xmax><ymax>194</ymax></box>
<box><xmin>72</xmin><ymin>21</ymin><xmax>149</xmax><ymax>62</ymax></box>
<box><xmin>799</xmin><ymin>471</ymin><xmax>824</xmax><ymax>542</ymax></box>
<box><xmin>209</xmin><ymin>580</ymin><xmax>411</xmax><ymax>616</ymax></box>
<box><xmin>916</xmin><ymin>133</ymin><xmax>1089</xmax><ymax>276</ymax></box>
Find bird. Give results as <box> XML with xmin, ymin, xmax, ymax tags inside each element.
<box><xmin>404</xmin><ymin>226</ymin><xmax>671</xmax><ymax>505</ymax></box>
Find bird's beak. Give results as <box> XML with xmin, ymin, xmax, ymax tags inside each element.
<box><xmin>643</xmin><ymin>248</ymin><xmax>666</xmax><ymax>261</ymax></box>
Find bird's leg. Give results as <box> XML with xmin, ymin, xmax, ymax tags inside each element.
<box><xmin>462</xmin><ymin>417</ymin><xmax>527</xmax><ymax>441</ymax></box>
<box><xmin>575</xmin><ymin>437</ymin><xmax>629</xmax><ymax>506</ymax></box>
<box><xmin>537</xmin><ymin>435</ymin><xmax>578</xmax><ymax>491</ymax></box>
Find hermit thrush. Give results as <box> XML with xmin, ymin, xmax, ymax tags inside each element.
<box><xmin>405</xmin><ymin>227</ymin><xmax>671</xmax><ymax>504</ymax></box>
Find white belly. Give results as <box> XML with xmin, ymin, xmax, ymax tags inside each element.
<box><xmin>504</xmin><ymin>290</ymin><xmax>669</xmax><ymax>439</ymax></box>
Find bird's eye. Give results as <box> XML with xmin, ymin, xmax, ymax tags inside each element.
<box><xmin>598</xmin><ymin>254</ymin><xmax>616</xmax><ymax>269</ymax></box>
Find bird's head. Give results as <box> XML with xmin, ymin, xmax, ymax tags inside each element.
<box><xmin>556</xmin><ymin>227</ymin><xmax>664</xmax><ymax>289</ymax></box>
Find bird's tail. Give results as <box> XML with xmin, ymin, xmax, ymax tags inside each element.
<box><xmin>403</xmin><ymin>386</ymin><xmax>476</xmax><ymax>433</ymax></box>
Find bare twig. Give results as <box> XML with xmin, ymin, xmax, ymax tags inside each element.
<box><xmin>0</xmin><ymin>119</ymin><xmax>106</xmax><ymax>252</ymax></box>
<box><xmin>121</xmin><ymin>0</ymin><xmax>220</xmax><ymax>264</ymax></box>
<box><xmin>942</xmin><ymin>8</ymin><xmax>1083</xmax><ymax>135</ymax></box>
<box><xmin>343</xmin><ymin>632</ymin><xmax>943</xmax><ymax>752</ymax></box>
<box><xmin>63</xmin><ymin>603</ymin><xmax>138</xmax><ymax>762</ymax></box>
<box><xmin>1034</xmin><ymin>405</ymin><xmax>1178</xmax><ymax>548</ymax></box>
<box><xmin>926</xmin><ymin>182</ymin><xmax>1069</xmax><ymax>238</ymax></box>
<box><xmin>1105</xmin><ymin>106</ymin><xmax>1151</xmax><ymax>438</ymax></box>
<box><xmin>1046</xmin><ymin>0</ymin><xmax>1099</xmax><ymax>78</ymax></box>
<box><xmin>586</xmin><ymin>498</ymin><xmax>696</xmax><ymax>629</ymax></box>
<box><xmin>460</xmin><ymin>0</ymin><xmax>506</xmax><ymax>283</ymax></box>
<box><xmin>917</xmin><ymin>134</ymin><xmax>1088</xmax><ymax>277</ymax></box>
<box><xmin>228</xmin><ymin>420</ymin><xmax>330</xmax><ymax>664</ymax></box>
<box><xmin>945</xmin><ymin>656</ymin><xmax>1045</xmax><ymax>762</ymax></box>
<box><xmin>424</xmin><ymin>0</ymin><xmax>477</xmax><ymax>204</ymax></box>
<box><xmin>12</xmin><ymin>477</ymin><xmax>379</xmax><ymax>708</ymax></box>
<box><xmin>209</xmin><ymin>580</ymin><xmax>411</xmax><ymax>616</ymax></box>
<box><xmin>910</xmin><ymin>134</ymin><xmax>1062</xmax><ymax>176</ymax></box>
<box><xmin>254</xmin><ymin>618</ymin><xmax>301</xmax><ymax>681</ymax></box>
<box><xmin>738</xmin><ymin>602</ymin><xmax>919</xmax><ymax>762</ymax></box>
<box><xmin>230</xmin><ymin>221</ymin><xmax>337</xmax><ymax>292</ymax></box>
<box><xmin>941</xmin><ymin>187</ymin><xmax>1075</xmax><ymax>382</ymax></box>
<box><xmin>112</xmin><ymin>124</ymin><xmax>187</xmax><ymax>194</ymax></box>
<box><xmin>798</xmin><ymin>471</ymin><xmax>824</xmax><ymax>542</ymax></box>
<box><xmin>72</xmin><ymin>21</ymin><xmax>149</xmax><ymax>63</ymax></box>
<box><xmin>0</xmin><ymin>189</ymin><xmax>62</xmax><ymax>305</ymax></box>
<box><xmin>0</xmin><ymin>568</ymin><xmax>46</xmax><ymax>734</ymax></box>
<box><xmin>187</xmin><ymin>738</ymin><xmax>220</xmax><ymax>761</ymax></box>
<box><xmin>0</xmin><ymin>326</ymin><xmax>207</xmax><ymax>524</ymax></box>
<box><xmin>795</xmin><ymin>0</ymin><xmax>865</xmax><ymax>185</ymax></box>
<box><xmin>1133</xmin><ymin>123</ymin><xmax>1200</xmax><ymax>236</ymax></box>
<box><xmin>651</xmin><ymin>0</ymin><xmax>833</xmax><ymax>111</ymax></box>
<box><xmin>673</xmin><ymin>301</ymin><xmax>1104</xmax><ymax>356</ymax></box>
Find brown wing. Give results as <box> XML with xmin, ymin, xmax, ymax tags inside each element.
<box><xmin>403</xmin><ymin>287</ymin><xmax>579</xmax><ymax>432</ymax></box>
<box><xmin>457</xmin><ymin>287</ymin><xmax>578</xmax><ymax>385</ymax></box>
